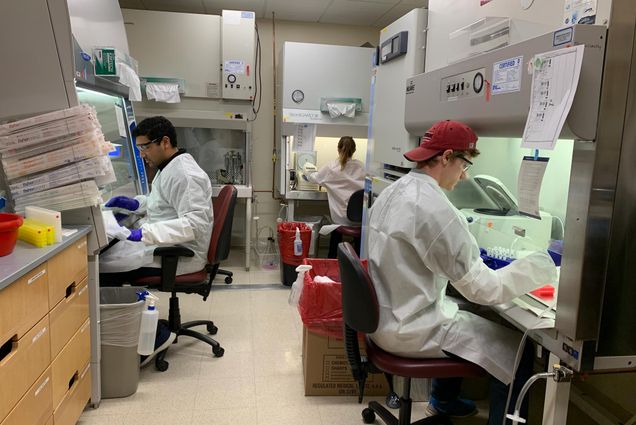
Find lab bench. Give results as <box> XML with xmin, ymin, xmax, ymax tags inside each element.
<box><xmin>0</xmin><ymin>227</ymin><xmax>92</xmax><ymax>425</ymax></box>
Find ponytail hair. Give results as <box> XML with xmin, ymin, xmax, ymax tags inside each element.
<box><xmin>338</xmin><ymin>136</ymin><xmax>356</xmax><ymax>170</ymax></box>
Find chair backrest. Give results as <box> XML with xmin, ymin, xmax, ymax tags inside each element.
<box><xmin>346</xmin><ymin>189</ymin><xmax>364</xmax><ymax>223</ymax></box>
<box><xmin>337</xmin><ymin>241</ymin><xmax>379</xmax><ymax>333</ymax></box>
<box><xmin>208</xmin><ymin>185</ymin><xmax>238</xmax><ymax>265</ymax></box>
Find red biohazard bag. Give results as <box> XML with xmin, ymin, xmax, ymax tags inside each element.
<box><xmin>277</xmin><ymin>222</ymin><xmax>312</xmax><ymax>266</ymax></box>
<box><xmin>297</xmin><ymin>258</ymin><xmax>367</xmax><ymax>339</ymax></box>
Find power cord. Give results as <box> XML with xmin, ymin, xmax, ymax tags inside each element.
<box><xmin>250</xmin><ymin>24</ymin><xmax>263</xmax><ymax>120</ymax></box>
<box><xmin>501</xmin><ymin>301</ymin><xmax>557</xmax><ymax>425</ymax></box>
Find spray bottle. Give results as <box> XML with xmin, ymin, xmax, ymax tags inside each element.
<box><xmin>294</xmin><ymin>227</ymin><xmax>303</xmax><ymax>256</ymax></box>
<box><xmin>288</xmin><ymin>264</ymin><xmax>312</xmax><ymax>306</ymax></box>
<box><xmin>137</xmin><ymin>291</ymin><xmax>159</xmax><ymax>356</ymax></box>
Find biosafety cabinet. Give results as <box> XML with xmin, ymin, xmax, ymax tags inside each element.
<box><xmin>276</xmin><ymin>42</ymin><xmax>373</xmax><ymax>216</ymax></box>
<box><xmin>404</xmin><ymin>10</ymin><xmax>636</xmax><ymax>374</ymax></box>
<box><xmin>123</xmin><ymin>8</ymin><xmax>258</xmax><ymax>269</ymax></box>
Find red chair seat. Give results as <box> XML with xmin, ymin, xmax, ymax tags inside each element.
<box><xmin>365</xmin><ymin>336</ymin><xmax>486</xmax><ymax>379</ymax></box>
<box><xmin>135</xmin><ymin>269</ymin><xmax>208</xmax><ymax>285</ymax></box>
<box><xmin>336</xmin><ymin>225</ymin><xmax>361</xmax><ymax>237</ymax></box>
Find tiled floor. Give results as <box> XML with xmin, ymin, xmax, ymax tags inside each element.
<box><xmin>78</xmin><ymin>250</ymin><xmax>489</xmax><ymax>425</ymax></box>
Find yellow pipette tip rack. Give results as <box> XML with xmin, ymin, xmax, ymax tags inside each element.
<box><xmin>18</xmin><ymin>218</ymin><xmax>55</xmax><ymax>247</ymax></box>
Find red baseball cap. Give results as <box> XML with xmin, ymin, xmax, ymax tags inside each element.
<box><xmin>404</xmin><ymin>120</ymin><xmax>478</xmax><ymax>162</ymax></box>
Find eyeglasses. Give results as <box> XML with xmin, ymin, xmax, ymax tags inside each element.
<box><xmin>455</xmin><ymin>154</ymin><xmax>473</xmax><ymax>172</ymax></box>
<box><xmin>136</xmin><ymin>136</ymin><xmax>163</xmax><ymax>151</ymax></box>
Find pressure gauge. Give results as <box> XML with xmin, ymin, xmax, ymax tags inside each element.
<box><xmin>473</xmin><ymin>72</ymin><xmax>484</xmax><ymax>94</ymax></box>
<box><xmin>292</xmin><ymin>89</ymin><xmax>304</xmax><ymax>104</ymax></box>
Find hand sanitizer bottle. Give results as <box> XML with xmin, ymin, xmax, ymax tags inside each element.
<box><xmin>294</xmin><ymin>227</ymin><xmax>303</xmax><ymax>257</ymax></box>
<box><xmin>137</xmin><ymin>291</ymin><xmax>159</xmax><ymax>356</ymax></box>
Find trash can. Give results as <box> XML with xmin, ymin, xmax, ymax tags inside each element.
<box><xmin>278</xmin><ymin>222</ymin><xmax>312</xmax><ymax>286</ymax></box>
<box><xmin>297</xmin><ymin>258</ymin><xmax>367</xmax><ymax>339</ymax></box>
<box><xmin>294</xmin><ymin>215</ymin><xmax>324</xmax><ymax>257</ymax></box>
<box><xmin>99</xmin><ymin>286</ymin><xmax>145</xmax><ymax>398</ymax></box>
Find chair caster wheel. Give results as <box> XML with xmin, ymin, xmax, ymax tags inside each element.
<box><xmin>207</xmin><ymin>324</ymin><xmax>218</xmax><ymax>335</ymax></box>
<box><xmin>225</xmin><ymin>276</ymin><xmax>233</xmax><ymax>284</ymax></box>
<box><xmin>386</xmin><ymin>391</ymin><xmax>401</xmax><ymax>409</ymax></box>
<box><xmin>213</xmin><ymin>346</ymin><xmax>225</xmax><ymax>357</ymax></box>
<box><xmin>362</xmin><ymin>408</ymin><xmax>376</xmax><ymax>424</ymax></box>
<box><xmin>155</xmin><ymin>358</ymin><xmax>169</xmax><ymax>372</ymax></box>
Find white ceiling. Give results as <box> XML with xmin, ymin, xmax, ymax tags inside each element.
<box><xmin>118</xmin><ymin>0</ymin><xmax>428</xmax><ymax>28</ymax></box>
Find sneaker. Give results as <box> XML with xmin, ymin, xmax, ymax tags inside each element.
<box><xmin>140</xmin><ymin>322</ymin><xmax>176</xmax><ymax>368</ymax></box>
<box><xmin>426</xmin><ymin>396</ymin><xmax>478</xmax><ymax>418</ymax></box>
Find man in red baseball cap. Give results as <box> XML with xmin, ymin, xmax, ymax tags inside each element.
<box><xmin>366</xmin><ymin>120</ymin><xmax>556</xmax><ymax>424</ymax></box>
<box><xmin>403</xmin><ymin>119</ymin><xmax>479</xmax><ymax>190</ymax></box>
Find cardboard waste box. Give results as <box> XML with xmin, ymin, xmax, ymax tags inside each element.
<box><xmin>298</xmin><ymin>258</ymin><xmax>389</xmax><ymax>396</ymax></box>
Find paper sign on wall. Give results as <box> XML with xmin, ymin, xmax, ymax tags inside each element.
<box><xmin>517</xmin><ymin>157</ymin><xmax>549</xmax><ymax>219</ymax></box>
<box><xmin>293</xmin><ymin>124</ymin><xmax>316</xmax><ymax>152</ymax></box>
<box><xmin>224</xmin><ymin>60</ymin><xmax>245</xmax><ymax>75</ymax></box>
<box><xmin>492</xmin><ymin>56</ymin><xmax>523</xmax><ymax>95</ymax></box>
<box><xmin>521</xmin><ymin>45</ymin><xmax>584</xmax><ymax>150</ymax></box>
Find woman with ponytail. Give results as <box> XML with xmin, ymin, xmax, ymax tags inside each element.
<box><xmin>304</xmin><ymin>136</ymin><xmax>366</xmax><ymax>257</ymax></box>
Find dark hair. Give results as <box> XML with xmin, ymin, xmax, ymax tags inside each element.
<box><xmin>132</xmin><ymin>116</ymin><xmax>177</xmax><ymax>147</ymax></box>
<box><xmin>337</xmin><ymin>136</ymin><xmax>356</xmax><ymax>170</ymax></box>
<box><xmin>416</xmin><ymin>148</ymin><xmax>480</xmax><ymax>168</ymax></box>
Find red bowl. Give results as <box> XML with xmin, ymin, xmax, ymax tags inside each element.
<box><xmin>0</xmin><ymin>213</ymin><xmax>24</xmax><ymax>256</ymax></box>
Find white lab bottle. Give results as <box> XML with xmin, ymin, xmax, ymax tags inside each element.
<box><xmin>138</xmin><ymin>295</ymin><xmax>159</xmax><ymax>356</ymax></box>
<box><xmin>294</xmin><ymin>227</ymin><xmax>303</xmax><ymax>256</ymax></box>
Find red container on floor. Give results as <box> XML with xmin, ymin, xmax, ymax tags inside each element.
<box><xmin>298</xmin><ymin>258</ymin><xmax>367</xmax><ymax>339</ymax></box>
<box><xmin>0</xmin><ymin>213</ymin><xmax>24</xmax><ymax>256</ymax></box>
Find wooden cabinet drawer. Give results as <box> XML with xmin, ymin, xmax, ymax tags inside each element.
<box><xmin>0</xmin><ymin>367</ymin><xmax>52</xmax><ymax>425</ymax></box>
<box><xmin>48</xmin><ymin>237</ymin><xmax>88</xmax><ymax>309</ymax></box>
<box><xmin>53</xmin><ymin>363</ymin><xmax>90</xmax><ymax>425</ymax></box>
<box><xmin>51</xmin><ymin>319</ymin><xmax>90</xmax><ymax>410</ymax></box>
<box><xmin>0</xmin><ymin>315</ymin><xmax>50</xmax><ymax>422</ymax></box>
<box><xmin>49</xmin><ymin>278</ymin><xmax>89</xmax><ymax>358</ymax></box>
<box><xmin>0</xmin><ymin>264</ymin><xmax>48</xmax><ymax>344</ymax></box>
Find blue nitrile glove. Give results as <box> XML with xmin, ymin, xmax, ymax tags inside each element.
<box><xmin>127</xmin><ymin>228</ymin><xmax>143</xmax><ymax>242</ymax></box>
<box><xmin>105</xmin><ymin>196</ymin><xmax>139</xmax><ymax>211</ymax></box>
<box><xmin>114</xmin><ymin>212</ymin><xmax>128</xmax><ymax>223</ymax></box>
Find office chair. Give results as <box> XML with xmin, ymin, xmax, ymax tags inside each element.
<box><xmin>212</xmin><ymin>184</ymin><xmax>237</xmax><ymax>284</ymax></box>
<box><xmin>329</xmin><ymin>189</ymin><xmax>364</xmax><ymax>258</ymax></box>
<box><xmin>337</xmin><ymin>242</ymin><xmax>486</xmax><ymax>425</ymax></box>
<box><xmin>134</xmin><ymin>184</ymin><xmax>237</xmax><ymax>371</ymax></box>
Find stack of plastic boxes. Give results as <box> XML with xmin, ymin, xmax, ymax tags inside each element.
<box><xmin>0</xmin><ymin>105</ymin><xmax>116</xmax><ymax>213</ymax></box>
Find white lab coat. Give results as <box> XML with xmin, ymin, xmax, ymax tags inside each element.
<box><xmin>307</xmin><ymin>159</ymin><xmax>365</xmax><ymax>226</ymax></box>
<box><xmin>367</xmin><ymin>171</ymin><xmax>556</xmax><ymax>384</ymax></box>
<box><xmin>133</xmin><ymin>152</ymin><xmax>213</xmax><ymax>275</ymax></box>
